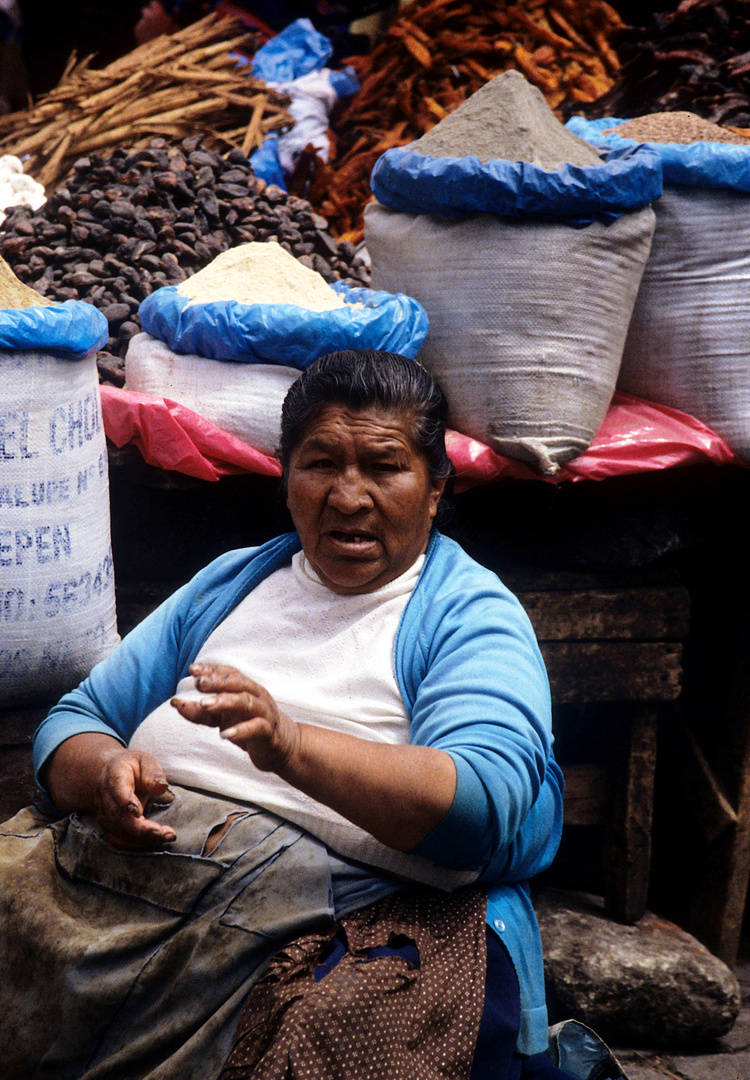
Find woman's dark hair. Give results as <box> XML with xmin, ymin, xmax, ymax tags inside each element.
<box><xmin>280</xmin><ymin>350</ymin><xmax>454</xmax><ymax>491</ymax></box>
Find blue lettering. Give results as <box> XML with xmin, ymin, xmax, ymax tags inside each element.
<box><xmin>2</xmin><ymin>588</ymin><xmax>25</xmax><ymax>621</ymax></box>
<box><xmin>35</xmin><ymin>525</ymin><xmax>52</xmax><ymax>563</ymax></box>
<box><xmin>14</xmin><ymin>529</ymin><xmax>33</xmax><ymax>565</ymax></box>
<box><xmin>68</xmin><ymin>399</ymin><xmax>84</xmax><ymax>449</ymax></box>
<box><xmin>53</xmin><ymin>524</ymin><xmax>71</xmax><ymax>561</ymax></box>
<box><xmin>0</xmin><ymin>487</ymin><xmax>12</xmax><ymax>509</ymax></box>
<box><xmin>50</xmin><ymin>406</ymin><xmax>67</xmax><ymax>454</ymax></box>
<box><xmin>0</xmin><ymin>413</ymin><xmax>18</xmax><ymax>461</ymax></box>
<box><xmin>18</xmin><ymin>413</ymin><xmax>37</xmax><ymax>459</ymax></box>
<box><xmin>0</xmin><ymin>529</ymin><xmax>11</xmax><ymax>566</ymax></box>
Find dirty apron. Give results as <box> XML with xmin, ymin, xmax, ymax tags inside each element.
<box><xmin>0</xmin><ymin>786</ymin><xmax>399</xmax><ymax>1080</ymax></box>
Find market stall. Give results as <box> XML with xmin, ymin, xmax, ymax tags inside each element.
<box><xmin>2</xmin><ymin>0</ymin><xmax>750</xmax><ymax>1032</ymax></box>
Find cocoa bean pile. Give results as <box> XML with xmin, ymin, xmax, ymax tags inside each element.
<box><xmin>568</xmin><ymin>0</ymin><xmax>750</xmax><ymax>128</ymax></box>
<box><xmin>0</xmin><ymin>136</ymin><xmax>370</xmax><ymax>385</ymax></box>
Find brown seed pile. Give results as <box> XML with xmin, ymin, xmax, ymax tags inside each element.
<box><xmin>605</xmin><ymin>111</ymin><xmax>750</xmax><ymax>145</ymax></box>
<box><xmin>0</xmin><ymin>136</ymin><xmax>370</xmax><ymax>384</ymax></box>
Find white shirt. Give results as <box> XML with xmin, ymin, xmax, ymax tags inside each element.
<box><xmin>131</xmin><ymin>552</ymin><xmax>474</xmax><ymax>888</ymax></box>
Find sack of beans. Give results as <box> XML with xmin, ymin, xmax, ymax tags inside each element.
<box><xmin>0</xmin><ymin>258</ymin><xmax>117</xmax><ymax>708</ymax></box>
<box><xmin>125</xmin><ymin>332</ymin><xmax>299</xmax><ymax>457</ymax></box>
<box><xmin>365</xmin><ymin>72</ymin><xmax>661</xmax><ymax>475</ymax></box>
<box><xmin>567</xmin><ymin>112</ymin><xmax>750</xmax><ymax>464</ymax></box>
<box><xmin>138</xmin><ymin>241</ymin><xmax>429</xmax><ymax>367</ymax></box>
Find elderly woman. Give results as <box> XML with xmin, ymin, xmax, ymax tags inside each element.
<box><xmin>2</xmin><ymin>350</ymin><xmax>570</xmax><ymax>1080</ymax></box>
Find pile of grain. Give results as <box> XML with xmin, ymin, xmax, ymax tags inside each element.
<box><xmin>294</xmin><ymin>0</ymin><xmax>624</xmax><ymax>241</ymax></box>
<box><xmin>605</xmin><ymin>111</ymin><xmax>750</xmax><ymax>145</ymax></box>
<box><xmin>411</xmin><ymin>71</ymin><xmax>603</xmax><ymax>169</ymax></box>
<box><xmin>177</xmin><ymin>242</ymin><xmax>346</xmax><ymax>310</ymax></box>
<box><xmin>0</xmin><ymin>253</ymin><xmax>52</xmax><ymax>309</ymax></box>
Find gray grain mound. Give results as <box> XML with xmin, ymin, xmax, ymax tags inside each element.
<box><xmin>410</xmin><ymin>70</ymin><xmax>603</xmax><ymax>169</ymax></box>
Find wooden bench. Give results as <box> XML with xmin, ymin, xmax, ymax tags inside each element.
<box><xmin>506</xmin><ymin>569</ymin><xmax>690</xmax><ymax>925</ymax></box>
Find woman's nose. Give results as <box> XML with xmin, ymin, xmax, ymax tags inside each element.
<box><xmin>328</xmin><ymin>468</ymin><xmax>373</xmax><ymax>512</ymax></box>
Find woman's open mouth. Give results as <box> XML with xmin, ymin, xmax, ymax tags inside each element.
<box><xmin>325</xmin><ymin>530</ymin><xmax>380</xmax><ymax>556</ymax></box>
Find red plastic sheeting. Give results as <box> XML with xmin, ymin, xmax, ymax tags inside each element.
<box><xmin>100</xmin><ymin>385</ymin><xmax>744</xmax><ymax>486</ymax></box>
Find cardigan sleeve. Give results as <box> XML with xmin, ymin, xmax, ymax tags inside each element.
<box><xmin>402</xmin><ymin>546</ymin><xmax>562</xmax><ymax>880</ymax></box>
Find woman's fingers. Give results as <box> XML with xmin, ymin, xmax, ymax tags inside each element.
<box><xmin>190</xmin><ymin>662</ymin><xmax>262</xmax><ymax>695</ymax></box>
<box><xmin>95</xmin><ymin>752</ymin><xmax>176</xmax><ymax>848</ymax></box>
<box><xmin>172</xmin><ymin>665</ymin><xmax>300</xmax><ymax>774</ymax></box>
<box><xmin>171</xmin><ymin>690</ymin><xmax>265</xmax><ymax>728</ymax></box>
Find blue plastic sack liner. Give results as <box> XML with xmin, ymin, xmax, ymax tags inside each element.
<box><xmin>566</xmin><ymin>116</ymin><xmax>750</xmax><ymax>191</ymax></box>
<box><xmin>138</xmin><ymin>281</ymin><xmax>429</xmax><ymax>367</ymax></box>
<box><xmin>251</xmin><ymin>18</ymin><xmax>332</xmax><ymax>83</ymax></box>
<box><xmin>250</xmin><ymin>132</ymin><xmax>287</xmax><ymax>190</ymax></box>
<box><xmin>0</xmin><ymin>299</ymin><xmax>108</xmax><ymax>358</ymax></box>
<box><xmin>370</xmin><ymin>143</ymin><xmax>662</xmax><ymax>226</ymax></box>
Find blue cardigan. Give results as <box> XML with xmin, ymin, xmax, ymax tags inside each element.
<box><xmin>33</xmin><ymin>529</ymin><xmax>564</xmax><ymax>1055</ymax></box>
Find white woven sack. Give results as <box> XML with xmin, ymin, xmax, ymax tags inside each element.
<box><xmin>618</xmin><ymin>187</ymin><xmax>750</xmax><ymax>463</ymax></box>
<box><xmin>0</xmin><ymin>350</ymin><xmax>118</xmax><ymax>707</ymax></box>
<box><xmin>125</xmin><ymin>333</ymin><xmax>300</xmax><ymax>457</ymax></box>
<box><xmin>365</xmin><ymin>202</ymin><xmax>656</xmax><ymax>474</ymax></box>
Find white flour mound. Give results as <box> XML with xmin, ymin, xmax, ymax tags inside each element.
<box><xmin>177</xmin><ymin>241</ymin><xmax>347</xmax><ymax>311</ymax></box>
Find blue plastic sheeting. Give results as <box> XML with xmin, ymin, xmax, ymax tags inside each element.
<box><xmin>250</xmin><ymin>133</ymin><xmax>287</xmax><ymax>190</ymax></box>
<box><xmin>566</xmin><ymin>116</ymin><xmax>750</xmax><ymax>191</ymax></box>
<box><xmin>138</xmin><ymin>282</ymin><xmax>429</xmax><ymax>367</ymax></box>
<box><xmin>329</xmin><ymin>68</ymin><xmax>360</xmax><ymax>98</ymax></box>
<box><xmin>251</xmin><ymin>18</ymin><xmax>332</xmax><ymax>83</ymax></box>
<box><xmin>370</xmin><ymin>143</ymin><xmax>662</xmax><ymax>226</ymax></box>
<box><xmin>0</xmin><ymin>300</ymin><xmax>108</xmax><ymax>358</ymax></box>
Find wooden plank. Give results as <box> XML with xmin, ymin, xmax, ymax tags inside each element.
<box><xmin>541</xmin><ymin>642</ymin><xmax>683</xmax><ymax>703</ymax></box>
<box><xmin>561</xmin><ymin>762</ymin><xmax>608</xmax><ymax>826</ymax></box>
<box><xmin>604</xmin><ymin>705</ymin><xmax>658</xmax><ymax>924</ymax></box>
<box><xmin>689</xmin><ymin>607</ymin><xmax>750</xmax><ymax>965</ymax></box>
<box><xmin>517</xmin><ymin>586</ymin><xmax>690</xmax><ymax>642</ymax></box>
<box><xmin>668</xmin><ymin>725</ymin><xmax>737</xmax><ymax>844</ymax></box>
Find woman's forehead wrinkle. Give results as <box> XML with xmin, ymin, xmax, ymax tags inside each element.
<box><xmin>298</xmin><ymin>410</ymin><xmax>417</xmax><ymax>456</ymax></box>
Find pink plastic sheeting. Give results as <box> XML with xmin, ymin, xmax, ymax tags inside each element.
<box><xmin>100</xmin><ymin>385</ymin><xmax>744</xmax><ymax>487</ymax></box>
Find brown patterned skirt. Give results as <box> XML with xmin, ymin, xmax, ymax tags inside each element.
<box><xmin>221</xmin><ymin>885</ymin><xmax>488</xmax><ymax>1080</ymax></box>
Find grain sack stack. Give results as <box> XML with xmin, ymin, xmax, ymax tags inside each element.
<box><xmin>567</xmin><ymin>112</ymin><xmax>750</xmax><ymax>465</ymax></box>
<box><xmin>365</xmin><ymin>71</ymin><xmax>661</xmax><ymax>475</ymax></box>
<box><xmin>0</xmin><ymin>257</ymin><xmax>117</xmax><ymax>707</ymax></box>
<box><xmin>128</xmin><ymin>240</ymin><xmax>429</xmax><ymax>455</ymax></box>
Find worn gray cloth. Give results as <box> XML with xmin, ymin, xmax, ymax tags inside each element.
<box><xmin>0</xmin><ymin>786</ymin><xmax>397</xmax><ymax>1080</ymax></box>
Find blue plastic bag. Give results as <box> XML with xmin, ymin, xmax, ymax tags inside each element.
<box><xmin>249</xmin><ymin>133</ymin><xmax>287</xmax><ymax>190</ymax></box>
<box><xmin>370</xmin><ymin>143</ymin><xmax>662</xmax><ymax>226</ymax></box>
<box><xmin>138</xmin><ymin>281</ymin><xmax>429</xmax><ymax>367</ymax></box>
<box><xmin>0</xmin><ymin>299</ymin><xmax>108</xmax><ymax>358</ymax></box>
<box><xmin>566</xmin><ymin>116</ymin><xmax>750</xmax><ymax>191</ymax></box>
<box><xmin>251</xmin><ymin>18</ymin><xmax>332</xmax><ymax>83</ymax></box>
<box><xmin>249</xmin><ymin>20</ymin><xmax>359</xmax><ymax>190</ymax></box>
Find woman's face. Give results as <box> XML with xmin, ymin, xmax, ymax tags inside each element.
<box><xmin>286</xmin><ymin>403</ymin><xmax>445</xmax><ymax>595</ymax></box>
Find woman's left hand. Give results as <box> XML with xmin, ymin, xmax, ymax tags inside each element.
<box><xmin>171</xmin><ymin>663</ymin><xmax>301</xmax><ymax>774</ymax></box>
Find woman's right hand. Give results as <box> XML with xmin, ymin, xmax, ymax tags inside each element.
<box><xmin>92</xmin><ymin>749</ymin><xmax>176</xmax><ymax>850</ymax></box>
<box><xmin>45</xmin><ymin>734</ymin><xmax>176</xmax><ymax>851</ymax></box>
